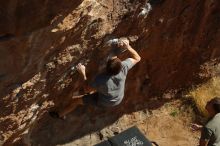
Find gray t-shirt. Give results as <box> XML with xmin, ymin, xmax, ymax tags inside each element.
<box><xmin>91</xmin><ymin>58</ymin><xmax>135</xmax><ymax>107</ymax></box>
<box><xmin>201</xmin><ymin>113</ymin><xmax>220</xmax><ymax>146</ymax></box>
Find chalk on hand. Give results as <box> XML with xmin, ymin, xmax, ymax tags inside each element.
<box><xmin>107</xmin><ymin>38</ymin><xmax>119</xmax><ymax>47</ymax></box>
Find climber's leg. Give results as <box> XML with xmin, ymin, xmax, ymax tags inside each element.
<box><xmin>50</xmin><ymin>92</ymin><xmax>99</xmax><ymax>119</ymax></box>
<box><xmin>82</xmin><ymin>92</ymin><xmax>99</xmax><ymax>106</ymax></box>
<box><xmin>58</xmin><ymin>95</ymin><xmax>84</xmax><ymax>118</ymax></box>
<box><xmin>57</xmin><ymin>92</ymin><xmax>99</xmax><ymax>117</ymax></box>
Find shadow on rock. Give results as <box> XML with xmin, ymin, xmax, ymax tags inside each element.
<box><xmin>29</xmin><ymin>97</ymin><xmax>169</xmax><ymax>146</ymax></box>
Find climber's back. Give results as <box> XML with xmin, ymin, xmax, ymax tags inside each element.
<box><xmin>91</xmin><ymin>58</ymin><xmax>135</xmax><ymax>107</ymax></box>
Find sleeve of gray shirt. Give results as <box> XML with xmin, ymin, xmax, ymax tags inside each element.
<box><xmin>200</xmin><ymin>126</ymin><xmax>213</xmax><ymax>141</ymax></box>
<box><xmin>121</xmin><ymin>58</ymin><xmax>135</xmax><ymax>75</ymax></box>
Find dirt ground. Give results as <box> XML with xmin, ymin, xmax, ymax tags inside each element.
<box><xmin>139</xmin><ymin>100</ymin><xmax>200</xmax><ymax>146</ymax></box>
<box><xmin>60</xmin><ymin>99</ymin><xmax>200</xmax><ymax>146</ymax></box>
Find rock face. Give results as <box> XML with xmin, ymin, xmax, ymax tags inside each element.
<box><xmin>0</xmin><ymin>0</ymin><xmax>219</xmax><ymax>145</ymax></box>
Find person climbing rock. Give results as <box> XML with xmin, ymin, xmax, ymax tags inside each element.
<box><xmin>50</xmin><ymin>39</ymin><xmax>141</xmax><ymax>119</ymax></box>
<box><xmin>191</xmin><ymin>97</ymin><xmax>220</xmax><ymax>146</ymax></box>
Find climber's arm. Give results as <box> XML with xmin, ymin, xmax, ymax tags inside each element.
<box><xmin>76</xmin><ymin>63</ymin><xmax>87</xmax><ymax>80</ymax></box>
<box><xmin>118</xmin><ymin>39</ymin><xmax>141</xmax><ymax>65</ymax></box>
<box><xmin>76</xmin><ymin>63</ymin><xmax>96</xmax><ymax>93</ymax></box>
<box><xmin>199</xmin><ymin>126</ymin><xmax>213</xmax><ymax>146</ymax></box>
<box><xmin>127</xmin><ymin>45</ymin><xmax>141</xmax><ymax>65</ymax></box>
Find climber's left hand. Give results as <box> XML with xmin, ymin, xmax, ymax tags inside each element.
<box><xmin>76</xmin><ymin>63</ymin><xmax>87</xmax><ymax>80</ymax></box>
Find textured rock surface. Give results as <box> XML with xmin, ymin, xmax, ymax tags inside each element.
<box><xmin>0</xmin><ymin>0</ymin><xmax>220</xmax><ymax>145</ymax></box>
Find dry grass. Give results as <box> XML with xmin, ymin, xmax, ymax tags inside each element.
<box><xmin>189</xmin><ymin>76</ymin><xmax>220</xmax><ymax>116</ymax></box>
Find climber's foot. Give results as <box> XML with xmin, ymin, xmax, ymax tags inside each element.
<box><xmin>49</xmin><ymin>111</ymin><xmax>66</xmax><ymax>120</ymax></box>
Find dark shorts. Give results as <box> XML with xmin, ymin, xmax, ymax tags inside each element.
<box><xmin>82</xmin><ymin>92</ymin><xmax>100</xmax><ymax>107</ymax></box>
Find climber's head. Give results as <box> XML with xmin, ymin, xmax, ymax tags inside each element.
<box><xmin>206</xmin><ymin>97</ymin><xmax>220</xmax><ymax>117</ymax></box>
<box><xmin>106</xmin><ymin>56</ymin><xmax>122</xmax><ymax>75</ymax></box>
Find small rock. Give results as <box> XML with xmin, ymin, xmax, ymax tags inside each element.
<box><xmin>159</xmin><ymin>18</ymin><xmax>164</xmax><ymax>23</ymax></box>
<box><xmin>138</xmin><ymin>3</ymin><xmax>152</xmax><ymax>18</ymax></box>
<box><xmin>111</xmin><ymin>127</ymin><xmax>121</xmax><ymax>135</ymax></box>
<box><xmin>51</xmin><ymin>28</ymin><xmax>59</xmax><ymax>32</ymax></box>
<box><xmin>30</xmin><ymin>104</ymin><xmax>39</xmax><ymax>112</ymax></box>
<box><xmin>128</xmin><ymin>35</ymin><xmax>139</xmax><ymax>43</ymax></box>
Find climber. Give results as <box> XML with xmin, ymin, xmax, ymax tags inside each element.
<box><xmin>50</xmin><ymin>39</ymin><xmax>141</xmax><ymax>119</ymax></box>
<box><xmin>191</xmin><ymin>97</ymin><xmax>220</xmax><ymax>146</ymax></box>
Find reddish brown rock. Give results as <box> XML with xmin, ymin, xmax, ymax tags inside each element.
<box><xmin>0</xmin><ymin>0</ymin><xmax>220</xmax><ymax>145</ymax></box>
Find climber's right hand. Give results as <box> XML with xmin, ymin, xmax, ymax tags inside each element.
<box><xmin>76</xmin><ymin>63</ymin><xmax>87</xmax><ymax>80</ymax></box>
<box><xmin>118</xmin><ymin>39</ymin><xmax>130</xmax><ymax>49</ymax></box>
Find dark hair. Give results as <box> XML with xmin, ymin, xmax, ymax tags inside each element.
<box><xmin>106</xmin><ymin>58</ymin><xmax>122</xmax><ymax>75</ymax></box>
<box><xmin>210</xmin><ymin>97</ymin><xmax>220</xmax><ymax>113</ymax></box>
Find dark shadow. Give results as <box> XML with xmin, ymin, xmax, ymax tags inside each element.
<box><xmin>149</xmin><ymin>0</ymin><xmax>166</xmax><ymax>6</ymax></box>
<box><xmin>0</xmin><ymin>34</ymin><xmax>14</xmax><ymax>42</ymax></box>
<box><xmin>27</xmin><ymin>96</ymin><xmax>169</xmax><ymax>146</ymax></box>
